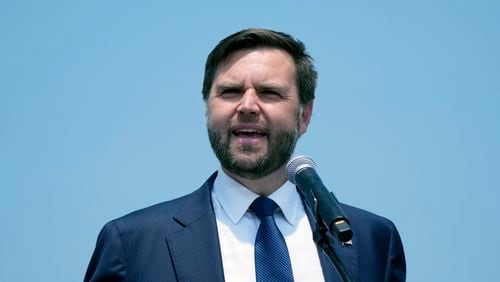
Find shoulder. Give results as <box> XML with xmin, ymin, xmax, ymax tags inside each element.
<box><xmin>340</xmin><ymin>203</ymin><xmax>406</xmax><ymax>280</ymax></box>
<box><xmin>106</xmin><ymin>172</ymin><xmax>217</xmax><ymax>235</ymax></box>
<box><xmin>340</xmin><ymin>203</ymin><xmax>397</xmax><ymax>230</ymax></box>
<box><xmin>340</xmin><ymin>203</ymin><xmax>403</xmax><ymax>252</ymax></box>
<box><xmin>341</xmin><ymin>203</ymin><xmax>405</xmax><ymax>258</ymax></box>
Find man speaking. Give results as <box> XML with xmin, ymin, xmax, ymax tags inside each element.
<box><xmin>85</xmin><ymin>28</ymin><xmax>406</xmax><ymax>282</ymax></box>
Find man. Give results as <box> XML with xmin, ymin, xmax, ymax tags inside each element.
<box><xmin>85</xmin><ymin>28</ymin><xmax>406</xmax><ymax>282</ymax></box>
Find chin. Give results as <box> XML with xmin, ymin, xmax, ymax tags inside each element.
<box><xmin>231</xmin><ymin>150</ymin><xmax>267</xmax><ymax>167</ymax></box>
<box><xmin>233</xmin><ymin>153</ymin><xmax>264</xmax><ymax>167</ymax></box>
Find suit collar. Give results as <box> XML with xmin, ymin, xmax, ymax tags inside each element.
<box><xmin>170</xmin><ymin>172</ymin><xmax>218</xmax><ymax>227</ymax></box>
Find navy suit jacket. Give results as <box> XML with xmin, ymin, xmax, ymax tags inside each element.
<box><xmin>85</xmin><ymin>172</ymin><xmax>406</xmax><ymax>281</ymax></box>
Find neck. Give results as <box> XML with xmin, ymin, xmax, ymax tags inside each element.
<box><xmin>222</xmin><ymin>166</ymin><xmax>288</xmax><ymax>196</ymax></box>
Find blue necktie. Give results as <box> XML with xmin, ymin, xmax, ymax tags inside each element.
<box><xmin>250</xmin><ymin>197</ymin><xmax>294</xmax><ymax>282</ymax></box>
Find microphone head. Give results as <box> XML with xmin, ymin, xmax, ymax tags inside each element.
<box><xmin>286</xmin><ymin>155</ymin><xmax>316</xmax><ymax>184</ymax></box>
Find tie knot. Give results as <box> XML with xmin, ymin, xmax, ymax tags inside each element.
<box><xmin>250</xmin><ymin>197</ymin><xmax>278</xmax><ymax>218</ymax></box>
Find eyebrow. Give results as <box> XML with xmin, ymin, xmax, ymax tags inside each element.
<box><xmin>215</xmin><ymin>82</ymin><xmax>244</xmax><ymax>93</ymax></box>
<box><xmin>215</xmin><ymin>81</ymin><xmax>289</xmax><ymax>94</ymax></box>
<box><xmin>256</xmin><ymin>83</ymin><xmax>288</xmax><ymax>94</ymax></box>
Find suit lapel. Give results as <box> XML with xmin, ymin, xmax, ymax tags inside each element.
<box><xmin>318</xmin><ymin>231</ymin><xmax>359</xmax><ymax>282</ymax></box>
<box><xmin>166</xmin><ymin>173</ymin><xmax>225</xmax><ymax>282</ymax></box>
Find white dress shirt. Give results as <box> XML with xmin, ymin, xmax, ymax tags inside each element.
<box><xmin>211</xmin><ymin>169</ymin><xmax>325</xmax><ymax>282</ymax></box>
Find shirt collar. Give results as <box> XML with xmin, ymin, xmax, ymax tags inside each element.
<box><xmin>212</xmin><ymin>168</ymin><xmax>301</xmax><ymax>226</ymax></box>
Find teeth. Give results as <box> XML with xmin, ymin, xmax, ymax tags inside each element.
<box><xmin>238</xmin><ymin>129</ymin><xmax>258</xmax><ymax>133</ymax></box>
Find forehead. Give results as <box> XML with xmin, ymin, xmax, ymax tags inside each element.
<box><xmin>214</xmin><ymin>48</ymin><xmax>296</xmax><ymax>82</ymax></box>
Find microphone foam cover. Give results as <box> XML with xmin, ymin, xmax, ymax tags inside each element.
<box><xmin>286</xmin><ymin>155</ymin><xmax>316</xmax><ymax>184</ymax></box>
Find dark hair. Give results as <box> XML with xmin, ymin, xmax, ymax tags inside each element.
<box><xmin>202</xmin><ymin>28</ymin><xmax>317</xmax><ymax>105</ymax></box>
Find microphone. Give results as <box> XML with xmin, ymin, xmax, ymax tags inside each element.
<box><xmin>286</xmin><ymin>156</ymin><xmax>353</xmax><ymax>242</ymax></box>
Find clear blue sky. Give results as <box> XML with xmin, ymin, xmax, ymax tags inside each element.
<box><xmin>1</xmin><ymin>1</ymin><xmax>499</xmax><ymax>281</ymax></box>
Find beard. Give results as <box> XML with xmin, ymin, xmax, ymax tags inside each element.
<box><xmin>207</xmin><ymin>120</ymin><xmax>300</xmax><ymax>180</ymax></box>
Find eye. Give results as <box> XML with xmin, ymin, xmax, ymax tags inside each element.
<box><xmin>260</xmin><ymin>89</ymin><xmax>283</xmax><ymax>101</ymax></box>
<box><xmin>218</xmin><ymin>88</ymin><xmax>242</xmax><ymax>100</ymax></box>
<box><xmin>221</xmin><ymin>88</ymin><xmax>240</xmax><ymax>94</ymax></box>
<box><xmin>262</xmin><ymin>90</ymin><xmax>280</xmax><ymax>95</ymax></box>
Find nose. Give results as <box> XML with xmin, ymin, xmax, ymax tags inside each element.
<box><xmin>237</xmin><ymin>89</ymin><xmax>260</xmax><ymax>115</ymax></box>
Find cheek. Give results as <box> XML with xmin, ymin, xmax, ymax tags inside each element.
<box><xmin>207</xmin><ymin>100</ymin><xmax>234</xmax><ymax>118</ymax></box>
<box><xmin>266</xmin><ymin>107</ymin><xmax>301</xmax><ymax>129</ymax></box>
<box><xmin>206</xmin><ymin>108</ymin><xmax>231</xmax><ymax>129</ymax></box>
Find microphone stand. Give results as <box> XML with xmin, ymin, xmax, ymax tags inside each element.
<box><xmin>298</xmin><ymin>187</ymin><xmax>353</xmax><ymax>282</ymax></box>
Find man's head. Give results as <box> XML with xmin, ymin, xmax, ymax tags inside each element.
<box><xmin>202</xmin><ymin>28</ymin><xmax>317</xmax><ymax>106</ymax></box>
<box><xmin>204</xmin><ymin>29</ymin><xmax>317</xmax><ymax>180</ymax></box>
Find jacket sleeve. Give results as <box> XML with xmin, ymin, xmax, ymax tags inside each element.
<box><xmin>383</xmin><ymin>222</ymin><xmax>406</xmax><ymax>282</ymax></box>
<box><xmin>84</xmin><ymin>221</ymin><xmax>128</xmax><ymax>282</ymax></box>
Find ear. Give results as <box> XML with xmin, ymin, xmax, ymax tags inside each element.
<box><xmin>299</xmin><ymin>101</ymin><xmax>313</xmax><ymax>135</ymax></box>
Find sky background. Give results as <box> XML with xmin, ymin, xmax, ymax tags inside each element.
<box><xmin>1</xmin><ymin>0</ymin><xmax>499</xmax><ymax>281</ymax></box>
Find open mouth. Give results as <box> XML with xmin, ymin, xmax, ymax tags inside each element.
<box><xmin>232</xmin><ymin>128</ymin><xmax>267</xmax><ymax>138</ymax></box>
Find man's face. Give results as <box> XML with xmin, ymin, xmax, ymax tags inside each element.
<box><xmin>206</xmin><ymin>48</ymin><xmax>312</xmax><ymax>179</ymax></box>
